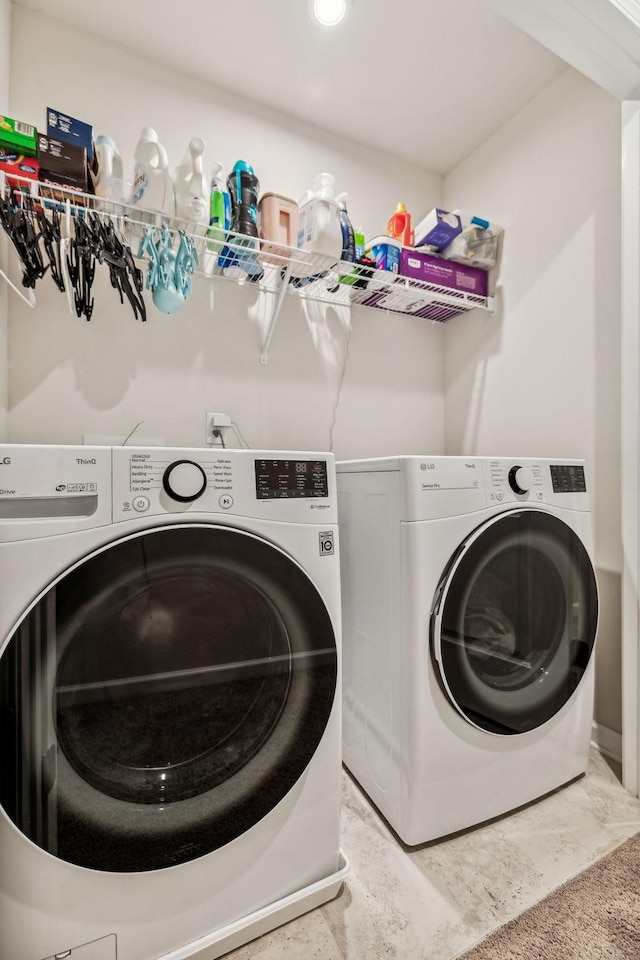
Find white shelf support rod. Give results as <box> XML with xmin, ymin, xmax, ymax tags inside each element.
<box><xmin>261</xmin><ymin>260</ymin><xmax>294</xmax><ymax>364</ymax></box>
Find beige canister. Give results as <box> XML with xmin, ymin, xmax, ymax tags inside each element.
<box><xmin>258</xmin><ymin>192</ymin><xmax>299</xmax><ymax>266</ymax></box>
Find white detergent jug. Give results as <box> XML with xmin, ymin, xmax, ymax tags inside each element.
<box><xmin>293</xmin><ymin>172</ymin><xmax>343</xmax><ymax>277</ymax></box>
<box><xmin>93</xmin><ymin>135</ymin><xmax>129</xmax><ymax>203</ymax></box>
<box><xmin>131</xmin><ymin>127</ymin><xmax>175</xmax><ymax>218</ymax></box>
<box><xmin>174</xmin><ymin>136</ymin><xmax>210</xmax><ymax>228</ymax></box>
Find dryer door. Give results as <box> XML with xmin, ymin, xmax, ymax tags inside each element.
<box><xmin>0</xmin><ymin>524</ymin><xmax>337</xmax><ymax>872</ymax></box>
<box><xmin>431</xmin><ymin>509</ymin><xmax>598</xmax><ymax>735</ymax></box>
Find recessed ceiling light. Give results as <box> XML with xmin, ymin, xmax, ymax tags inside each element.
<box><xmin>312</xmin><ymin>0</ymin><xmax>348</xmax><ymax>27</ymax></box>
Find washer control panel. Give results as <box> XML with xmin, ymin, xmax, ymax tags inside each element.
<box><xmin>254</xmin><ymin>458</ymin><xmax>329</xmax><ymax>500</ymax></box>
<box><xmin>112</xmin><ymin>447</ymin><xmax>337</xmax><ymax>522</ymax></box>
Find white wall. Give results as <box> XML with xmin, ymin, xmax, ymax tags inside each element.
<box><xmin>0</xmin><ymin>0</ymin><xmax>10</xmax><ymax>441</ymax></box>
<box><xmin>6</xmin><ymin>7</ymin><xmax>445</xmax><ymax>457</ymax></box>
<box><xmin>443</xmin><ymin>68</ymin><xmax>622</xmax><ymax>733</ymax></box>
<box><xmin>6</xmin><ymin>10</ymin><xmax>622</xmax><ymax>734</ymax></box>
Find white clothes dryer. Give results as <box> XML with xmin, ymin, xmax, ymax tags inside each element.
<box><xmin>0</xmin><ymin>444</ymin><xmax>346</xmax><ymax>960</ymax></box>
<box><xmin>336</xmin><ymin>456</ymin><xmax>598</xmax><ymax>846</ymax></box>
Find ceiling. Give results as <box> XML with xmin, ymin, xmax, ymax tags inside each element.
<box><xmin>12</xmin><ymin>0</ymin><xmax>569</xmax><ymax>174</ymax></box>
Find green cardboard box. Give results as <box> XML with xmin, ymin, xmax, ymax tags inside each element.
<box><xmin>0</xmin><ymin>115</ymin><xmax>37</xmax><ymax>157</ymax></box>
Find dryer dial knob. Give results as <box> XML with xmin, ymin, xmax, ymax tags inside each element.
<box><xmin>162</xmin><ymin>460</ymin><xmax>207</xmax><ymax>502</ymax></box>
<box><xmin>508</xmin><ymin>465</ymin><xmax>534</xmax><ymax>495</ymax></box>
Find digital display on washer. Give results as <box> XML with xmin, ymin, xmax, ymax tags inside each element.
<box><xmin>550</xmin><ymin>464</ymin><xmax>587</xmax><ymax>493</ymax></box>
<box><xmin>254</xmin><ymin>459</ymin><xmax>329</xmax><ymax>499</ymax></box>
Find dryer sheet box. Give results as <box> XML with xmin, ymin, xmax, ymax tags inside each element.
<box><xmin>47</xmin><ymin>107</ymin><xmax>94</xmax><ymax>159</ymax></box>
<box><xmin>399</xmin><ymin>248</ymin><xmax>488</xmax><ymax>297</ymax></box>
<box><xmin>37</xmin><ymin>133</ymin><xmax>89</xmax><ymax>195</ymax></box>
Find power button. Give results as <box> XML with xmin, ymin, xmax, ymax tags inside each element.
<box><xmin>132</xmin><ymin>496</ymin><xmax>150</xmax><ymax>512</ymax></box>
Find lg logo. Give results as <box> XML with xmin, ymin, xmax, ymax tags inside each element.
<box><xmin>0</xmin><ymin>457</ymin><xmax>11</xmax><ymax>465</ymax></box>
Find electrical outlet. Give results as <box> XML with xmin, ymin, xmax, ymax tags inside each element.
<box><xmin>206</xmin><ymin>412</ymin><xmax>231</xmax><ymax>445</ymax></box>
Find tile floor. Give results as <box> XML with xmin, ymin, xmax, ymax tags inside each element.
<box><xmin>227</xmin><ymin>749</ymin><xmax>640</xmax><ymax>960</ymax></box>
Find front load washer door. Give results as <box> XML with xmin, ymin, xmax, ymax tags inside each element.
<box><xmin>0</xmin><ymin>524</ymin><xmax>337</xmax><ymax>872</ymax></box>
<box><xmin>431</xmin><ymin>509</ymin><xmax>598</xmax><ymax>735</ymax></box>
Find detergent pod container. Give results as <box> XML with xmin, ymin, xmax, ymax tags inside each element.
<box><xmin>93</xmin><ymin>135</ymin><xmax>130</xmax><ymax>203</ymax></box>
<box><xmin>174</xmin><ymin>136</ymin><xmax>210</xmax><ymax>228</ymax></box>
<box><xmin>131</xmin><ymin>127</ymin><xmax>175</xmax><ymax>219</ymax></box>
<box><xmin>292</xmin><ymin>172</ymin><xmax>343</xmax><ymax>278</ymax></box>
<box><xmin>218</xmin><ymin>160</ymin><xmax>263</xmax><ymax>281</ymax></box>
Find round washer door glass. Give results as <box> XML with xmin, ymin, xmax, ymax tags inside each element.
<box><xmin>431</xmin><ymin>510</ymin><xmax>598</xmax><ymax>735</ymax></box>
<box><xmin>0</xmin><ymin>525</ymin><xmax>337</xmax><ymax>872</ymax></box>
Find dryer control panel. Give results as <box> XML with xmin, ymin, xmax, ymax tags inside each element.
<box><xmin>399</xmin><ymin>456</ymin><xmax>591</xmax><ymax>520</ymax></box>
<box><xmin>336</xmin><ymin>456</ymin><xmax>591</xmax><ymax>522</ymax></box>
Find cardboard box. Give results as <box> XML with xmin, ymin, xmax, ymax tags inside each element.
<box><xmin>0</xmin><ymin>115</ymin><xmax>37</xmax><ymax>156</ymax></box>
<box><xmin>413</xmin><ymin>208</ymin><xmax>462</xmax><ymax>251</ymax></box>
<box><xmin>400</xmin><ymin>248</ymin><xmax>488</xmax><ymax>297</ymax></box>
<box><xmin>47</xmin><ymin>108</ymin><xmax>94</xmax><ymax>159</ymax></box>
<box><xmin>37</xmin><ymin>133</ymin><xmax>89</xmax><ymax>193</ymax></box>
<box><xmin>0</xmin><ymin>151</ymin><xmax>39</xmax><ymax>185</ymax></box>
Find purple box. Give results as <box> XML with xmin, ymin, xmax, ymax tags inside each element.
<box><xmin>400</xmin><ymin>248</ymin><xmax>487</xmax><ymax>297</ymax></box>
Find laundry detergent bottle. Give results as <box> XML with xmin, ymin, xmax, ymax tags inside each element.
<box><xmin>174</xmin><ymin>136</ymin><xmax>210</xmax><ymax>228</ymax></box>
<box><xmin>131</xmin><ymin>126</ymin><xmax>175</xmax><ymax>218</ymax></box>
<box><xmin>337</xmin><ymin>192</ymin><xmax>356</xmax><ymax>263</ymax></box>
<box><xmin>387</xmin><ymin>202</ymin><xmax>413</xmax><ymax>246</ymax></box>
<box><xmin>293</xmin><ymin>172</ymin><xmax>343</xmax><ymax>277</ymax></box>
<box><xmin>93</xmin><ymin>135</ymin><xmax>129</xmax><ymax>202</ymax></box>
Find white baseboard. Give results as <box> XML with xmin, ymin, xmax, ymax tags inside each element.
<box><xmin>591</xmin><ymin>721</ymin><xmax>622</xmax><ymax>765</ymax></box>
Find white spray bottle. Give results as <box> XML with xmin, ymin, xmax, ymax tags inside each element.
<box><xmin>174</xmin><ymin>136</ymin><xmax>210</xmax><ymax>228</ymax></box>
<box><xmin>131</xmin><ymin>126</ymin><xmax>175</xmax><ymax>218</ymax></box>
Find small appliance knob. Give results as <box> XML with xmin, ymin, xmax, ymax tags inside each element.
<box><xmin>508</xmin><ymin>465</ymin><xmax>534</xmax><ymax>495</ymax></box>
<box><xmin>162</xmin><ymin>460</ymin><xmax>207</xmax><ymax>502</ymax></box>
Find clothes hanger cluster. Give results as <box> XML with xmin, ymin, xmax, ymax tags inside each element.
<box><xmin>66</xmin><ymin>211</ymin><xmax>146</xmax><ymax>321</ymax></box>
<box><xmin>0</xmin><ymin>181</ymin><xmax>145</xmax><ymax>320</ymax></box>
<box><xmin>0</xmin><ymin>187</ymin><xmax>47</xmax><ymax>302</ymax></box>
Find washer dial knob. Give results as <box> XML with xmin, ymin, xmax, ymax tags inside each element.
<box><xmin>508</xmin><ymin>465</ymin><xmax>534</xmax><ymax>495</ymax></box>
<box><xmin>162</xmin><ymin>460</ymin><xmax>207</xmax><ymax>502</ymax></box>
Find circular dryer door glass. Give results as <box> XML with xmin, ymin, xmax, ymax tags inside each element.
<box><xmin>0</xmin><ymin>525</ymin><xmax>337</xmax><ymax>872</ymax></box>
<box><xmin>431</xmin><ymin>510</ymin><xmax>598</xmax><ymax>735</ymax></box>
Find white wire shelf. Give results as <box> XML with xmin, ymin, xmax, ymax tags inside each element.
<box><xmin>0</xmin><ymin>173</ymin><xmax>496</xmax><ymax>360</ymax></box>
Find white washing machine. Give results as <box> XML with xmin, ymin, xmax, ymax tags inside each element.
<box><xmin>0</xmin><ymin>444</ymin><xmax>346</xmax><ymax>960</ymax></box>
<box><xmin>336</xmin><ymin>456</ymin><xmax>598</xmax><ymax>846</ymax></box>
